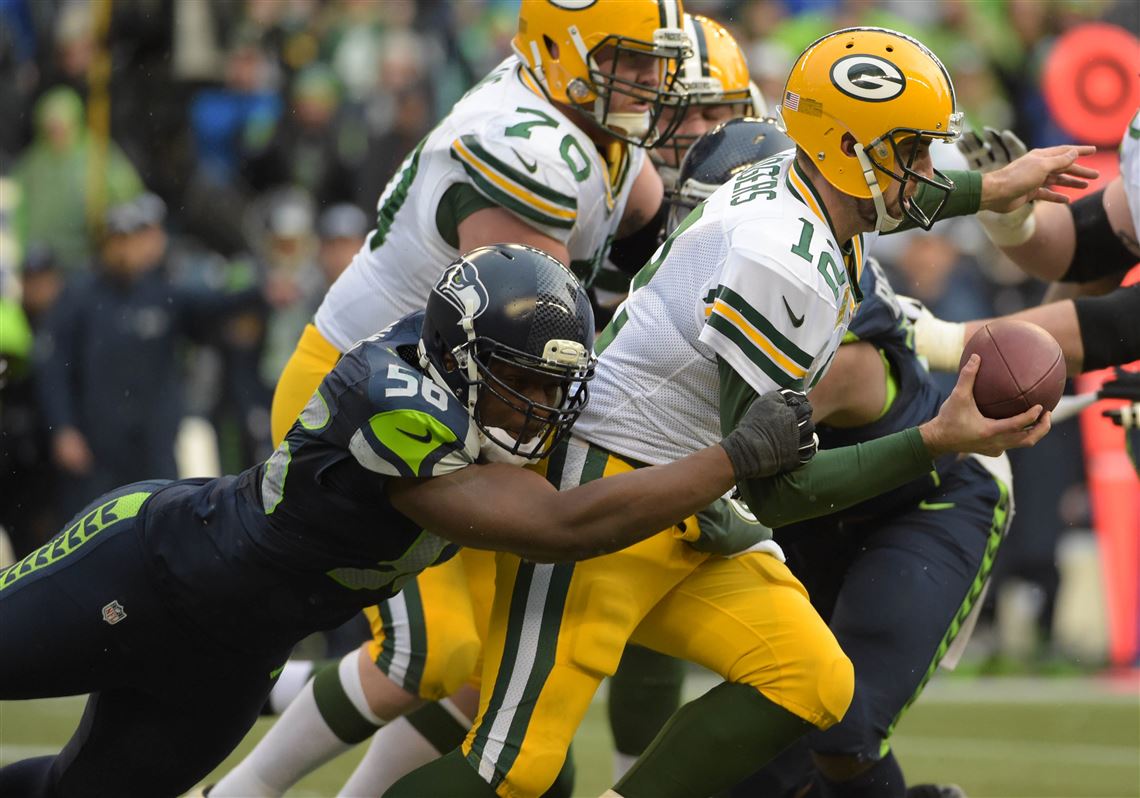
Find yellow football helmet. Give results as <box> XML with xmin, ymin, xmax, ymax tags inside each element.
<box><xmin>656</xmin><ymin>14</ymin><xmax>767</xmax><ymax>179</ymax></box>
<box><xmin>780</xmin><ymin>27</ymin><xmax>962</xmax><ymax>231</ymax></box>
<box><xmin>513</xmin><ymin>0</ymin><xmax>691</xmax><ymax>147</ymax></box>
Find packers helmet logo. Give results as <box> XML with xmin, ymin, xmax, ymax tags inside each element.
<box><xmin>547</xmin><ymin>0</ymin><xmax>598</xmax><ymax>9</ymax></box>
<box><xmin>435</xmin><ymin>262</ymin><xmax>490</xmax><ymax>319</ymax></box>
<box><xmin>830</xmin><ymin>54</ymin><xmax>906</xmax><ymax>102</ymax></box>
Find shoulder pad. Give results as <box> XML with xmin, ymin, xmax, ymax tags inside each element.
<box><xmin>345</xmin><ymin>345</ymin><xmax>480</xmax><ymax>478</ymax></box>
<box><xmin>449</xmin><ymin>106</ymin><xmax>586</xmax><ymax>241</ymax></box>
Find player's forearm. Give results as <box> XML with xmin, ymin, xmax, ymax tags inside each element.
<box><xmin>893</xmin><ymin>169</ymin><xmax>982</xmax><ymax>232</ymax></box>
<box><xmin>517</xmin><ymin>445</ymin><xmax>738</xmax><ymax>562</ymax></box>
<box><xmin>738</xmin><ymin>428</ymin><xmax>931</xmax><ymax>528</ymax></box>
<box><xmin>993</xmin><ymin>201</ymin><xmax>1075</xmax><ymax>282</ymax></box>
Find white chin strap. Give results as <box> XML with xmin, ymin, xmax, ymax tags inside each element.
<box><xmin>855</xmin><ymin>147</ymin><xmax>902</xmax><ymax>233</ymax></box>
<box><xmin>602</xmin><ymin>109</ymin><xmax>652</xmax><ymax>140</ymax></box>
<box><xmin>480</xmin><ymin>427</ymin><xmax>542</xmax><ymax>466</ymax></box>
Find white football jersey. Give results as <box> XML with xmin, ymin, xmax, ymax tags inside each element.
<box><xmin>574</xmin><ymin>151</ymin><xmax>874</xmax><ymax>465</ymax></box>
<box><xmin>1120</xmin><ymin>108</ymin><xmax>1140</xmax><ymax>237</ymax></box>
<box><xmin>314</xmin><ymin>56</ymin><xmax>646</xmax><ymax>352</ymax></box>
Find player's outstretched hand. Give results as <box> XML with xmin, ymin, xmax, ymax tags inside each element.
<box><xmin>720</xmin><ymin>389</ymin><xmax>817</xmax><ymax>480</ymax></box>
<box><xmin>920</xmin><ymin>354</ymin><xmax>1051</xmax><ymax>457</ymax></box>
<box><xmin>978</xmin><ymin>140</ymin><xmax>1097</xmax><ymax>214</ymax></box>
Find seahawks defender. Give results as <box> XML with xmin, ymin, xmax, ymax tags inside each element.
<box><xmin>385</xmin><ymin>28</ymin><xmax>1082</xmax><ymax>798</ymax></box>
<box><xmin>0</xmin><ymin>245</ymin><xmax>818</xmax><ymax>798</ymax></box>
<box><xmin>214</xmin><ymin>3</ymin><xmax>694</xmax><ymax>794</ymax></box>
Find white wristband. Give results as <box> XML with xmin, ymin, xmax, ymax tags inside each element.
<box><xmin>978</xmin><ymin>203</ymin><xmax>1037</xmax><ymax>247</ymax></box>
<box><xmin>914</xmin><ymin>314</ymin><xmax>967</xmax><ymax>372</ymax></box>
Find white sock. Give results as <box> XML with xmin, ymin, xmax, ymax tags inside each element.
<box><xmin>211</xmin><ymin>658</ymin><xmax>366</xmax><ymax>797</ymax></box>
<box><xmin>612</xmin><ymin>751</ymin><xmax>638</xmax><ymax>783</ymax></box>
<box><xmin>336</xmin><ymin>649</ymin><xmax>386</xmax><ymax>727</ymax></box>
<box><xmin>337</xmin><ymin>698</ymin><xmax>472</xmax><ymax>797</ymax></box>
<box><xmin>266</xmin><ymin>659</ymin><xmax>316</xmax><ymax>715</ymax></box>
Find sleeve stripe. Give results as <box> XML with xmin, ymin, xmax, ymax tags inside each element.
<box><xmin>452</xmin><ymin>136</ymin><xmax>578</xmax><ymax>213</ymax></box>
<box><xmin>716</xmin><ymin>287</ymin><xmax>815</xmax><ymax>369</ymax></box>
<box><xmin>455</xmin><ymin>160</ymin><xmax>576</xmax><ymax>230</ymax></box>
<box><xmin>706</xmin><ymin>313</ymin><xmax>803</xmax><ymax>390</ymax></box>
<box><xmin>709</xmin><ymin>301</ymin><xmax>806</xmax><ymax>380</ymax></box>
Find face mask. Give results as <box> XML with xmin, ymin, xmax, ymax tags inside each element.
<box><xmin>479</xmin><ymin>426</ymin><xmax>543</xmax><ymax>467</ymax></box>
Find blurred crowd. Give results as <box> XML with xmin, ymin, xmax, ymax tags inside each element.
<box><xmin>1</xmin><ymin>0</ymin><xmax>1137</xmax><ymax>667</ymax></box>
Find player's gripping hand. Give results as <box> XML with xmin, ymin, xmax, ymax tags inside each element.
<box><xmin>720</xmin><ymin>389</ymin><xmax>817</xmax><ymax>480</ymax></box>
<box><xmin>920</xmin><ymin>354</ymin><xmax>1051</xmax><ymax>457</ymax></box>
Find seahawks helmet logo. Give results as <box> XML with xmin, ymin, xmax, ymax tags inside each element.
<box><xmin>435</xmin><ymin>261</ymin><xmax>489</xmax><ymax>319</ymax></box>
<box><xmin>830</xmin><ymin>54</ymin><xmax>906</xmax><ymax>102</ymax></box>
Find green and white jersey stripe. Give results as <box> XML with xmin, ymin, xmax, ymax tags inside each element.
<box><xmin>314</xmin><ymin>56</ymin><xmax>644</xmax><ymax>353</ymax></box>
<box><xmin>575</xmin><ymin>151</ymin><xmax>871</xmax><ymax>466</ymax></box>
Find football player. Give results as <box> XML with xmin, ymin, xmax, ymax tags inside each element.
<box><xmin>213</xmin><ymin>2</ymin><xmax>695</xmax><ymax>795</ymax></box>
<box><xmin>0</xmin><ymin>245</ymin><xmax>824</xmax><ymax>797</ymax></box>
<box><xmin>385</xmin><ymin>28</ymin><xmax>1086</xmax><ymax>798</ymax></box>
<box><xmin>592</xmin><ymin>13</ymin><xmax>765</xmax><ymax>320</ymax></box>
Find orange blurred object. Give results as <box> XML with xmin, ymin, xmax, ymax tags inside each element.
<box><xmin>1042</xmin><ymin>22</ymin><xmax>1140</xmax><ymax>146</ymax></box>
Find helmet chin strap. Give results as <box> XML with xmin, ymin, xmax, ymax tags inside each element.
<box><xmin>855</xmin><ymin>147</ymin><xmax>902</xmax><ymax>233</ymax></box>
<box><xmin>459</xmin><ymin>302</ymin><xmax>480</xmax><ymax>414</ymax></box>
<box><xmin>602</xmin><ymin>109</ymin><xmax>653</xmax><ymax>140</ymax></box>
<box><xmin>480</xmin><ymin>427</ymin><xmax>542</xmax><ymax>466</ymax></box>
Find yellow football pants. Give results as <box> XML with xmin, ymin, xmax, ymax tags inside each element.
<box><xmin>461</xmin><ymin>439</ymin><xmax>853</xmax><ymax>798</ymax></box>
<box><xmin>272</xmin><ymin>323</ymin><xmax>492</xmax><ymax>699</ymax></box>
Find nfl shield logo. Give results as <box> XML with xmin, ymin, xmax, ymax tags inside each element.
<box><xmin>102</xmin><ymin>600</ymin><xmax>127</xmax><ymax>625</ymax></box>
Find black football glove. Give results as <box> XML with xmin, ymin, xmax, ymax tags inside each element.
<box><xmin>1099</xmin><ymin>369</ymin><xmax>1140</xmax><ymax>430</ymax></box>
<box><xmin>720</xmin><ymin>389</ymin><xmax>817</xmax><ymax>480</ymax></box>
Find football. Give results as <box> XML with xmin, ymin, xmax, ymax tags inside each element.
<box><xmin>959</xmin><ymin>319</ymin><xmax>1066</xmax><ymax>419</ymax></box>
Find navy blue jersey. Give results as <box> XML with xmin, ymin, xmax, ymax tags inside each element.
<box><xmin>139</xmin><ymin>312</ymin><xmax>479</xmax><ymax>649</ymax></box>
<box><xmin>807</xmin><ymin>260</ymin><xmax>956</xmax><ymax>522</ymax></box>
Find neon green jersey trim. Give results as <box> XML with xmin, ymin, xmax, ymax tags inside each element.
<box><xmin>370</xmin><ymin>409</ymin><xmax>460</xmax><ymax>476</ymax></box>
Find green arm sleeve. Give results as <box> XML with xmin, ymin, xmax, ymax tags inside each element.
<box><xmin>892</xmin><ymin>169</ymin><xmax>982</xmax><ymax>233</ymax></box>
<box><xmin>718</xmin><ymin>358</ymin><xmax>934</xmax><ymax>528</ymax></box>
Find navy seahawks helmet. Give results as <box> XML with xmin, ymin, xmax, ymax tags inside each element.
<box><xmin>419</xmin><ymin>244</ymin><xmax>596</xmax><ymax>460</ymax></box>
<box><xmin>667</xmin><ymin>116</ymin><xmax>795</xmax><ymax>232</ymax></box>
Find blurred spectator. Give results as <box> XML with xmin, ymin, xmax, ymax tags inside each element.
<box><xmin>183</xmin><ymin>31</ymin><xmax>281</xmax><ymax>254</ymax></box>
<box><xmin>18</xmin><ymin>245</ymin><xmax>65</xmax><ymax>328</ymax></box>
<box><xmin>33</xmin><ymin>1</ymin><xmax>93</xmax><ymax>104</ymax></box>
<box><xmin>189</xmin><ymin>30</ymin><xmax>281</xmax><ymax>184</ymax></box>
<box><xmin>12</xmin><ymin>86</ymin><xmax>144</xmax><ymax>273</ymax></box>
<box><xmin>0</xmin><ymin>268</ymin><xmax>55</xmax><ymax>558</ymax></box>
<box><xmin>241</xmin><ymin>63</ymin><xmax>366</xmax><ymax>209</ymax></box>
<box><xmin>316</xmin><ymin>202</ymin><xmax>368</xmax><ymax>286</ymax></box>
<box><xmin>251</xmin><ymin>188</ymin><xmax>324</xmax><ymax>387</ymax></box>
<box><xmin>33</xmin><ymin>193</ymin><xmax>265</xmax><ymax>519</ymax></box>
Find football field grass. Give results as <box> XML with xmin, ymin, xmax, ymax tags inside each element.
<box><xmin>2</xmin><ymin>671</ymin><xmax>1137</xmax><ymax>797</ymax></box>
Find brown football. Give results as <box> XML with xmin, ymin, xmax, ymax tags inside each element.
<box><xmin>959</xmin><ymin>319</ymin><xmax>1066</xmax><ymax>419</ymax></box>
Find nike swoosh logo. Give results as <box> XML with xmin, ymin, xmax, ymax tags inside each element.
<box><xmin>782</xmin><ymin>296</ymin><xmax>805</xmax><ymax>328</ymax></box>
<box><xmin>397</xmin><ymin>427</ymin><xmax>434</xmax><ymax>444</ymax></box>
<box><xmin>510</xmin><ymin>148</ymin><xmax>539</xmax><ymax>173</ymax></box>
<box><xmin>918</xmin><ymin>500</ymin><xmax>955</xmax><ymax>511</ymax></box>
